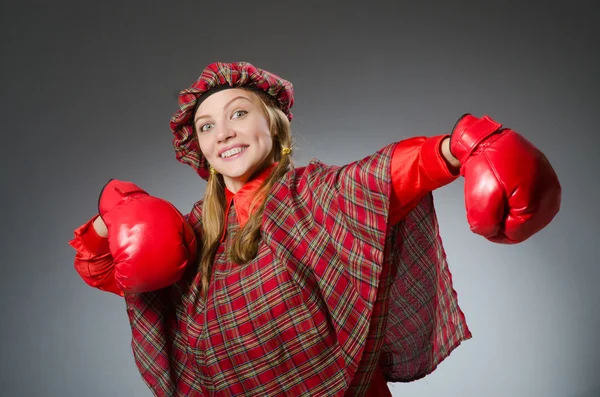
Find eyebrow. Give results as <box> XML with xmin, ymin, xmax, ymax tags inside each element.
<box><xmin>194</xmin><ymin>95</ymin><xmax>252</xmax><ymax>124</ymax></box>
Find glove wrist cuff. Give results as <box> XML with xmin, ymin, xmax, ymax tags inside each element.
<box><xmin>450</xmin><ymin>114</ymin><xmax>503</xmax><ymax>163</ymax></box>
<box><xmin>98</xmin><ymin>179</ymin><xmax>149</xmax><ymax>216</ymax></box>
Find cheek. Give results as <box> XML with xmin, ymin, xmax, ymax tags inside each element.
<box><xmin>197</xmin><ymin>137</ymin><xmax>213</xmax><ymax>160</ymax></box>
<box><xmin>258</xmin><ymin>132</ymin><xmax>274</xmax><ymax>152</ymax></box>
<box><xmin>257</xmin><ymin>122</ymin><xmax>274</xmax><ymax>145</ymax></box>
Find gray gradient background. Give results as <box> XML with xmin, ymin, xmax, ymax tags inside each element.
<box><xmin>1</xmin><ymin>1</ymin><xmax>598</xmax><ymax>396</ymax></box>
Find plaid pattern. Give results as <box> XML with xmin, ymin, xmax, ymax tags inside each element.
<box><xmin>124</xmin><ymin>143</ymin><xmax>471</xmax><ymax>396</ymax></box>
<box><xmin>380</xmin><ymin>193</ymin><xmax>472</xmax><ymax>381</ymax></box>
<box><xmin>169</xmin><ymin>62</ymin><xmax>294</xmax><ymax>180</ymax></box>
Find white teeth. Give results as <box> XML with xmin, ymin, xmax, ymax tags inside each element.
<box><xmin>220</xmin><ymin>146</ymin><xmax>247</xmax><ymax>158</ymax></box>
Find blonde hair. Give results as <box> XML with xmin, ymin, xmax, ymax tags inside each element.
<box><xmin>196</xmin><ymin>89</ymin><xmax>294</xmax><ymax>298</ymax></box>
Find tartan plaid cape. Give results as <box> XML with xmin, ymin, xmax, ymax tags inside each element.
<box><xmin>124</xmin><ymin>143</ymin><xmax>471</xmax><ymax>396</ymax></box>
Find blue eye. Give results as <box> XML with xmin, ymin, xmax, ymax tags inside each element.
<box><xmin>232</xmin><ymin>110</ymin><xmax>247</xmax><ymax>119</ymax></box>
<box><xmin>200</xmin><ymin>123</ymin><xmax>214</xmax><ymax>132</ymax></box>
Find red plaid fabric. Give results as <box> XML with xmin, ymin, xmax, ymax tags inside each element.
<box><xmin>123</xmin><ymin>143</ymin><xmax>471</xmax><ymax>396</ymax></box>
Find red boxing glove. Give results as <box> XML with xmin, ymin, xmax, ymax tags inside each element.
<box><xmin>99</xmin><ymin>179</ymin><xmax>197</xmax><ymax>292</ymax></box>
<box><xmin>450</xmin><ymin>114</ymin><xmax>561</xmax><ymax>243</ymax></box>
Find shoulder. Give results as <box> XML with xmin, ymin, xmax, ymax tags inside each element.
<box><xmin>286</xmin><ymin>159</ymin><xmax>341</xmax><ymax>188</ymax></box>
<box><xmin>265</xmin><ymin>160</ymin><xmax>342</xmax><ymax>211</ymax></box>
<box><xmin>266</xmin><ymin>161</ymin><xmax>334</xmax><ymax>198</ymax></box>
<box><xmin>186</xmin><ymin>199</ymin><xmax>204</xmax><ymax>231</ymax></box>
<box><xmin>289</xmin><ymin>143</ymin><xmax>397</xmax><ymax>185</ymax></box>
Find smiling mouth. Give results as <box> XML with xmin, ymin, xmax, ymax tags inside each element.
<box><xmin>220</xmin><ymin>146</ymin><xmax>248</xmax><ymax>159</ymax></box>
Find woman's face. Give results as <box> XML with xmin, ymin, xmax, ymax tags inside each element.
<box><xmin>194</xmin><ymin>88</ymin><xmax>274</xmax><ymax>193</ymax></box>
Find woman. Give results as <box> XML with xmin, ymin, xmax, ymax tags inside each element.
<box><xmin>69</xmin><ymin>62</ymin><xmax>561</xmax><ymax>396</ymax></box>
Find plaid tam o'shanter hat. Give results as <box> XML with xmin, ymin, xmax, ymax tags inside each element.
<box><xmin>169</xmin><ymin>61</ymin><xmax>295</xmax><ymax>179</ymax></box>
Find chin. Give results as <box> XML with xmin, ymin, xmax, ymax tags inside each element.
<box><xmin>221</xmin><ymin>166</ymin><xmax>253</xmax><ymax>180</ymax></box>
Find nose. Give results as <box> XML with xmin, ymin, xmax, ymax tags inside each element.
<box><xmin>216</xmin><ymin>122</ymin><xmax>236</xmax><ymax>143</ymax></box>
